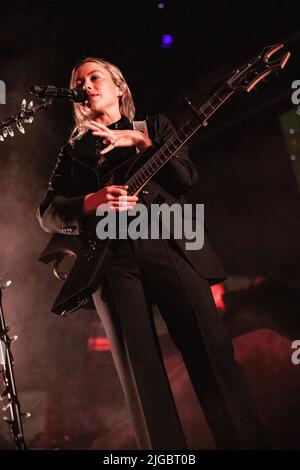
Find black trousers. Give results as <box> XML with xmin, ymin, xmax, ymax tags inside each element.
<box><xmin>92</xmin><ymin>238</ymin><xmax>269</xmax><ymax>450</ymax></box>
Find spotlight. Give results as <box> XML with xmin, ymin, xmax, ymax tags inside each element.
<box><xmin>161</xmin><ymin>34</ymin><xmax>173</xmax><ymax>49</ymax></box>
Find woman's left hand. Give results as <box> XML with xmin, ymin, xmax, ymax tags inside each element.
<box><xmin>84</xmin><ymin>120</ymin><xmax>153</xmax><ymax>155</ymax></box>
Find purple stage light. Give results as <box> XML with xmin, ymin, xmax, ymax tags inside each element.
<box><xmin>161</xmin><ymin>34</ymin><xmax>173</xmax><ymax>48</ymax></box>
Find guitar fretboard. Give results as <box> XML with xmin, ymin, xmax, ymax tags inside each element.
<box><xmin>126</xmin><ymin>83</ymin><xmax>234</xmax><ymax>195</ymax></box>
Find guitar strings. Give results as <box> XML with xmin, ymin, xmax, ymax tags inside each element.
<box><xmin>126</xmin><ymin>88</ymin><xmax>232</xmax><ymax>194</ymax></box>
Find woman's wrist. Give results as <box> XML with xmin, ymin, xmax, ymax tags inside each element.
<box><xmin>136</xmin><ymin>133</ymin><xmax>153</xmax><ymax>152</ymax></box>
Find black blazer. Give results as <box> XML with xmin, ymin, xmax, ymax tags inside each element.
<box><xmin>38</xmin><ymin>113</ymin><xmax>226</xmax><ymax>284</ymax></box>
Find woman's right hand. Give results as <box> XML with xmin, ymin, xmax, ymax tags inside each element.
<box><xmin>83</xmin><ymin>185</ymin><xmax>138</xmax><ymax>214</ymax></box>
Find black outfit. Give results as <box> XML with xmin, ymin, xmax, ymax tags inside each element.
<box><xmin>38</xmin><ymin>114</ymin><xmax>269</xmax><ymax>449</ymax></box>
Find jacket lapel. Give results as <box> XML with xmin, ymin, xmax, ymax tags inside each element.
<box><xmin>71</xmin><ymin>130</ymin><xmax>99</xmax><ymax>174</ymax></box>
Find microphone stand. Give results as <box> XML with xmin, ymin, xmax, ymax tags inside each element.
<box><xmin>0</xmin><ymin>95</ymin><xmax>53</xmax><ymax>447</ymax></box>
<box><xmin>0</xmin><ymin>280</ymin><xmax>28</xmax><ymax>450</ymax></box>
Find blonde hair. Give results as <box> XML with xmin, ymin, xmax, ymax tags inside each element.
<box><xmin>68</xmin><ymin>57</ymin><xmax>136</xmax><ymax>144</ymax></box>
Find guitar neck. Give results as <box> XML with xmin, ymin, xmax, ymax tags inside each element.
<box><xmin>126</xmin><ymin>83</ymin><xmax>234</xmax><ymax>195</ymax></box>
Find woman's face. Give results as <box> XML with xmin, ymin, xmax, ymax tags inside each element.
<box><xmin>74</xmin><ymin>61</ymin><xmax>122</xmax><ymax>115</ymax></box>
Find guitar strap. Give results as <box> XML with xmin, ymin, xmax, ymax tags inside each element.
<box><xmin>133</xmin><ymin>120</ymin><xmax>149</xmax><ymax>153</ymax></box>
<box><xmin>132</xmin><ymin>119</ymin><xmax>148</xmax><ymax>134</ymax></box>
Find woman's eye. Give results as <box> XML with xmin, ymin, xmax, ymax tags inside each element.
<box><xmin>91</xmin><ymin>75</ymin><xmax>101</xmax><ymax>81</ymax></box>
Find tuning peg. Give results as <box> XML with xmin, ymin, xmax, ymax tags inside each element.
<box><xmin>2</xmin><ymin>403</ymin><xmax>11</xmax><ymax>411</ymax></box>
<box><xmin>3</xmin><ymin>280</ymin><xmax>12</xmax><ymax>289</ymax></box>
<box><xmin>0</xmin><ymin>135</ymin><xmax>4</xmax><ymax>142</ymax></box>
<box><xmin>2</xmin><ymin>127</ymin><xmax>8</xmax><ymax>138</ymax></box>
<box><xmin>21</xmin><ymin>411</ymin><xmax>31</xmax><ymax>418</ymax></box>
<box><xmin>16</xmin><ymin>122</ymin><xmax>25</xmax><ymax>134</ymax></box>
<box><xmin>9</xmin><ymin>335</ymin><xmax>18</xmax><ymax>342</ymax></box>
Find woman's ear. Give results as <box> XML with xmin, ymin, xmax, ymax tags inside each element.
<box><xmin>117</xmin><ymin>86</ymin><xmax>123</xmax><ymax>97</ymax></box>
<box><xmin>115</xmin><ymin>81</ymin><xmax>124</xmax><ymax>97</ymax></box>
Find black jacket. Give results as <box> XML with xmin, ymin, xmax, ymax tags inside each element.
<box><xmin>38</xmin><ymin>113</ymin><xmax>226</xmax><ymax>284</ymax></box>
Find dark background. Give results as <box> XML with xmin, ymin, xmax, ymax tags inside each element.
<box><xmin>0</xmin><ymin>0</ymin><xmax>300</xmax><ymax>449</ymax></box>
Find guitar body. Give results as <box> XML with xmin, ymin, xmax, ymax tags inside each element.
<box><xmin>49</xmin><ymin>236</ymin><xmax>114</xmax><ymax>315</ymax></box>
<box><xmin>41</xmin><ymin>150</ymin><xmax>157</xmax><ymax>315</ymax></box>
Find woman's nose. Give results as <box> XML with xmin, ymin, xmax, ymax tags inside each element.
<box><xmin>82</xmin><ymin>81</ymin><xmax>92</xmax><ymax>90</ymax></box>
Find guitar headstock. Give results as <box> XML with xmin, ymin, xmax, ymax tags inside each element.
<box><xmin>227</xmin><ymin>43</ymin><xmax>291</xmax><ymax>93</ymax></box>
<box><xmin>0</xmin><ymin>98</ymin><xmax>50</xmax><ymax>142</ymax></box>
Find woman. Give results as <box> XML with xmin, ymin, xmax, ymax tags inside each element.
<box><xmin>38</xmin><ymin>57</ymin><xmax>269</xmax><ymax>449</ymax></box>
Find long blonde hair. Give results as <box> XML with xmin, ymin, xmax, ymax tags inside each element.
<box><xmin>68</xmin><ymin>57</ymin><xmax>136</xmax><ymax>144</ymax></box>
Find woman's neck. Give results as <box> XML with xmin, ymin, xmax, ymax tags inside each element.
<box><xmin>94</xmin><ymin>109</ymin><xmax>122</xmax><ymax>126</ymax></box>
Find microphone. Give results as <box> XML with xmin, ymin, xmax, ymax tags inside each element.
<box><xmin>30</xmin><ymin>85</ymin><xmax>88</xmax><ymax>103</ymax></box>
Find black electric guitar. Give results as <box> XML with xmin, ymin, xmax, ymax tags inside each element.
<box><xmin>39</xmin><ymin>44</ymin><xmax>290</xmax><ymax>315</ymax></box>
